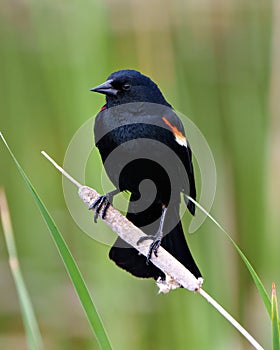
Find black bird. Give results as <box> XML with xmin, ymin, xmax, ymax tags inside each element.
<box><xmin>90</xmin><ymin>69</ymin><xmax>201</xmax><ymax>280</ymax></box>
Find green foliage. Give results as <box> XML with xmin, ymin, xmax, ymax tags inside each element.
<box><xmin>0</xmin><ymin>134</ymin><xmax>112</xmax><ymax>350</ymax></box>
<box><xmin>0</xmin><ymin>189</ymin><xmax>44</xmax><ymax>350</ymax></box>
<box><xmin>0</xmin><ymin>1</ymin><xmax>277</xmax><ymax>349</ymax></box>
<box><xmin>272</xmin><ymin>283</ymin><xmax>280</xmax><ymax>350</ymax></box>
<box><xmin>189</xmin><ymin>197</ymin><xmax>271</xmax><ymax>316</ymax></box>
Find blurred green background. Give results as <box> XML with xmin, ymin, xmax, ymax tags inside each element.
<box><xmin>0</xmin><ymin>0</ymin><xmax>279</xmax><ymax>349</ymax></box>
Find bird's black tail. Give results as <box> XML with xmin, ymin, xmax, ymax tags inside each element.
<box><xmin>109</xmin><ymin>208</ymin><xmax>201</xmax><ymax>280</ymax></box>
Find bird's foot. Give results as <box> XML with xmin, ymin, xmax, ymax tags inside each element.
<box><xmin>137</xmin><ymin>233</ymin><xmax>162</xmax><ymax>265</ymax></box>
<box><xmin>89</xmin><ymin>190</ymin><xmax>119</xmax><ymax>223</ymax></box>
<box><xmin>137</xmin><ymin>205</ymin><xmax>167</xmax><ymax>264</ymax></box>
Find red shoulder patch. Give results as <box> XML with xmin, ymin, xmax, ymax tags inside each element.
<box><xmin>162</xmin><ymin>116</ymin><xmax>188</xmax><ymax>148</ymax></box>
<box><xmin>100</xmin><ymin>104</ymin><xmax>107</xmax><ymax>112</ymax></box>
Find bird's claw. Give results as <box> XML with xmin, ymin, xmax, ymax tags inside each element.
<box><xmin>137</xmin><ymin>235</ymin><xmax>162</xmax><ymax>264</ymax></box>
<box><xmin>89</xmin><ymin>194</ymin><xmax>111</xmax><ymax>223</ymax></box>
<box><xmin>148</xmin><ymin>238</ymin><xmax>161</xmax><ymax>259</ymax></box>
<box><xmin>89</xmin><ymin>189</ymin><xmax>119</xmax><ymax>223</ymax></box>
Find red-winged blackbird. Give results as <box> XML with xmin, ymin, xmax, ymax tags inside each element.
<box><xmin>90</xmin><ymin>69</ymin><xmax>201</xmax><ymax>280</ymax></box>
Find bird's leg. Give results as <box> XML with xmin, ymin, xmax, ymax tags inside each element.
<box><xmin>89</xmin><ymin>189</ymin><xmax>120</xmax><ymax>223</ymax></box>
<box><xmin>137</xmin><ymin>205</ymin><xmax>167</xmax><ymax>264</ymax></box>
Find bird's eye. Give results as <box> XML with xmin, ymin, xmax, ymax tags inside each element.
<box><xmin>122</xmin><ymin>83</ymin><xmax>131</xmax><ymax>91</ymax></box>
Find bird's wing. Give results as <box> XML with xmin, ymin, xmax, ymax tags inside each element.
<box><xmin>160</xmin><ymin>110</ymin><xmax>197</xmax><ymax>215</ymax></box>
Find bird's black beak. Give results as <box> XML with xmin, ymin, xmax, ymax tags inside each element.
<box><xmin>90</xmin><ymin>79</ymin><xmax>118</xmax><ymax>96</ymax></box>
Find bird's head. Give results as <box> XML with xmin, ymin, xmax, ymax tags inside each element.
<box><xmin>90</xmin><ymin>70</ymin><xmax>171</xmax><ymax>108</ymax></box>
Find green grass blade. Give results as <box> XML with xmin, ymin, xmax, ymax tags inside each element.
<box><xmin>0</xmin><ymin>132</ymin><xmax>112</xmax><ymax>350</ymax></box>
<box><xmin>0</xmin><ymin>188</ymin><xmax>44</xmax><ymax>350</ymax></box>
<box><xmin>272</xmin><ymin>283</ymin><xmax>280</xmax><ymax>350</ymax></box>
<box><xmin>187</xmin><ymin>196</ymin><xmax>271</xmax><ymax>316</ymax></box>
<box><xmin>227</xmin><ymin>234</ymin><xmax>271</xmax><ymax>316</ymax></box>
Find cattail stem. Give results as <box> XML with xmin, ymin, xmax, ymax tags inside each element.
<box><xmin>41</xmin><ymin>150</ymin><xmax>264</xmax><ymax>350</ymax></box>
